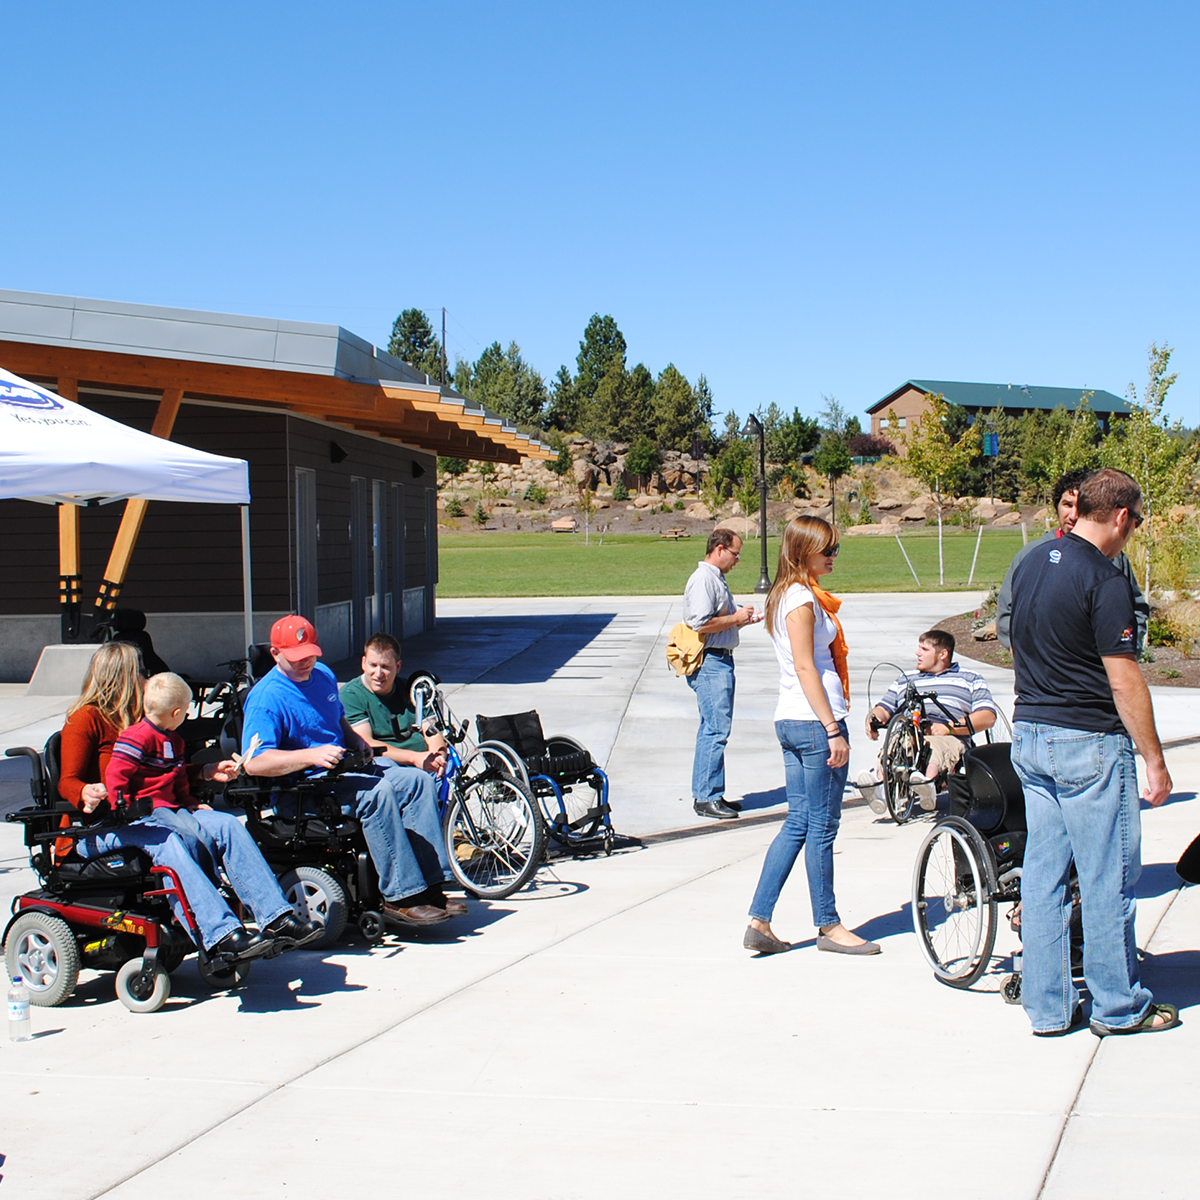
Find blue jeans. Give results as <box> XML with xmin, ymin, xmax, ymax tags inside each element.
<box><xmin>687</xmin><ymin>651</ymin><xmax>735</xmax><ymax>803</ymax></box>
<box><xmin>748</xmin><ymin>720</ymin><xmax>849</xmax><ymax>928</ymax></box>
<box><xmin>77</xmin><ymin>818</ymin><xmax>286</xmax><ymax>951</ymax></box>
<box><xmin>143</xmin><ymin>807</ymin><xmax>291</xmax><ymax>926</ymax></box>
<box><xmin>1011</xmin><ymin>722</ymin><xmax>1152</xmax><ymax>1032</ymax></box>
<box><xmin>324</xmin><ymin>763</ymin><xmax>451</xmax><ymax>901</ymax></box>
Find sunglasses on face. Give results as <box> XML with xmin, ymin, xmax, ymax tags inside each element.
<box><xmin>1128</xmin><ymin>510</ymin><xmax>1144</xmax><ymax>529</ymax></box>
<box><xmin>821</xmin><ymin>544</ymin><xmax>840</xmax><ymax>557</ymax></box>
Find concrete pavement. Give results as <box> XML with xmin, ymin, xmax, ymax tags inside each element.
<box><xmin>0</xmin><ymin>592</ymin><xmax>1197</xmax><ymax>1199</ymax></box>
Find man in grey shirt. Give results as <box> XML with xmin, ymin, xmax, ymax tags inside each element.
<box><xmin>683</xmin><ymin>528</ymin><xmax>759</xmax><ymax>819</ymax></box>
<box><xmin>997</xmin><ymin>467</ymin><xmax>1149</xmax><ymax>651</ymax></box>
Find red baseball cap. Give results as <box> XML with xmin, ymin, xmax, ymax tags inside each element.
<box><xmin>270</xmin><ymin>615</ymin><xmax>323</xmax><ymax>661</ymax></box>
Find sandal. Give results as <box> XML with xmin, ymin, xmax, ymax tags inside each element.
<box><xmin>1090</xmin><ymin>1002</ymin><xmax>1181</xmax><ymax>1038</ymax></box>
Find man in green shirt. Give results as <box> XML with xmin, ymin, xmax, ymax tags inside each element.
<box><xmin>339</xmin><ymin>633</ymin><xmax>448</xmax><ymax>774</ymax></box>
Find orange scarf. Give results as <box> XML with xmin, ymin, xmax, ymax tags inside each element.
<box><xmin>810</xmin><ymin>582</ymin><xmax>850</xmax><ymax>704</ymax></box>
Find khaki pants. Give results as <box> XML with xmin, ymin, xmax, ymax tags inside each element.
<box><xmin>877</xmin><ymin>733</ymin><xmax>966</xmax><ymax>780</ymax></box>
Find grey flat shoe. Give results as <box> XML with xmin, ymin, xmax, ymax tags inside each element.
<box><xmin>817</xmin><ymin>934</ymin><xmax>881</xmax><ymax>956</ymax></box>
<box><xmin>743</xmin><ymin>925</ymin><xmax>791</xmax><ymax>954</ymax></box>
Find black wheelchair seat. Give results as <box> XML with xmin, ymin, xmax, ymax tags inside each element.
<box><xmin>475</xmin><ymin>712</ymin><xmax>596</xmax><ymax>782</ymax></box>
<box><xmin>947</xmin><ymin>741</ymin><xmax>1026</xmax><ymax>837</ymax></box>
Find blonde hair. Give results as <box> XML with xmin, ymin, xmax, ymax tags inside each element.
<box><xmin>68</xmin><ymin>642</ymin><xmax>144</xmax><ymax>731</ymax></box>
<box><xmin>143</xmin><ymin>672</ymin><xmax>192</xmax><ymax>719</ymax></box>
<box><xmin>764</xmin><ymin>516</ymin><xmax>839</xmax><ymax>637</ymax></box>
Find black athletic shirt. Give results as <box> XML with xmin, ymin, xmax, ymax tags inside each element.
<box><xmin>1009</xmin><ymin>531</ymin><xmax>1137</xmax><ymax>733</ymax></box>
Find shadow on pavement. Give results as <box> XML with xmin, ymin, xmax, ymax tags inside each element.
<box><xmin>403</xmin><ymin>613</ymin><xmax>620</xmax><ymax>686</ymax></box>
<box><xmin>1141</xmin><ymin>790</ymin><xmax>1197</xmax><ymax>809</ymax></box>
<box><xmin>1137</xmin><ymin>861</ymin><xmax>1188</xmax><ymax>900</ymax></box>
<box><xmin>740</xmin><ymin>786</ymin><xmax>787</xmax><ymax>812</ymax></box>
<box><xmin>1141</xmin><ymin>948</ymin><xmax>1200</xmax><ymax>1012</ymax></box>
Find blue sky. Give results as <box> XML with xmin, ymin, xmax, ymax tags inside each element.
<box><xmin>3</xmin><ymin>2</ymin><xmax>1197</xmax><ymax>426</ymax></box>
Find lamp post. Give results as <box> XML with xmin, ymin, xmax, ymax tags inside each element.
<box><xmin>742</xmin><ymin>414</ymin><xmax>771</xmax><ymax>593</ymax></box>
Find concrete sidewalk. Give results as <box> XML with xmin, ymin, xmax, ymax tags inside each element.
<box><xmin>0</xmin><ymin>593</ymin><xmax>1197</xmax><ymax>1199</ymax></box>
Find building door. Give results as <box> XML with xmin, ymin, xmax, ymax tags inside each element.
<box><xmin>371</xmin><ymin>479</ymin><xmax>387</xmax><ymax>636</ymax></box>
<box><xmin>295</xmin><ymin>467</ymin><xmax>318</xmax><ymax>621</ymax></box>
<box><xmin>425</xmin><ymin>487</ymin><xmax>438</xmax><ymax>630</ymax></box>
<box><xmin>350</xmin><ymin>475</ymin><xmax>369</xmax><ymax>651</ymax></box>
<box><xmin>390</xmin><ymin>482</ymin><xmax>406</xmax><ymax>636</ymax></box>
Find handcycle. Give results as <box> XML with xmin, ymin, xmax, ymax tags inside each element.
<box><xmin>865</xmin><ymin>662</ymin><xmax>1005</xmax><ymax>825</ymax></box>
<box><xmin>409</xmin><ymin>674</ymin><xmax>548</xmax><ymax>899</ymax></box>
<box><xmin>3</xmin><ymin>736</ymin><xmax>270</xmax><ymax>1012</ymax></box>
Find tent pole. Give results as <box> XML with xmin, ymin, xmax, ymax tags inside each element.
<box><xmin>241</xmin><ymin>505</ymin><xmax>254</xmax><ymax>656</ymax></box>
<box><xmin>93</xmin><ymin>388</ymin><xmax>184</xmax><ymax>619</ymax></box>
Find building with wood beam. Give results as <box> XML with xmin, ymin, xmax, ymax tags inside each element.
<box><xmin>0</xmin><ymin>289</ymin><xmax>552</xmax><ymax>681</ymax></box>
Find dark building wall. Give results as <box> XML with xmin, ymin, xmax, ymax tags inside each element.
<box><xmin>0</xmin><ymin>393</ymin><xmax>437</xmax><ymax>630</ymax></box>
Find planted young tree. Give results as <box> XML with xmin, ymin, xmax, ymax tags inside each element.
<box><xmin>894</xmin><ymin>396</ymin><xmax>979</xmax><ymax>585</ymax></box>
<box><xmin>1100</xmin><ymin>343</ymin><xmax>1197</xmax><ymax>597</ymax></box>
<box><xmin>812</xmin><ymin>432</ymin><xmax>852</xmax><ymax>524</ymax></box>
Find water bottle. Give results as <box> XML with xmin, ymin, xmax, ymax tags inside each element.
<box><xmin>8</xmin><ymin>975</ymin><xmax>32</xmax><ymax>1042</ymax></box>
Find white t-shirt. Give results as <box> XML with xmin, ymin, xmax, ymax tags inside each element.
<box><xmin>771</xmin><ymin>583</ymin><xmax>848</xmax><ymax>723</ymax></box>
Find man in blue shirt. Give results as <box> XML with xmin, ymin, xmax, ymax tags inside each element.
<box><xmin>1009</xmin><ymin>468</ymin><xmax>1177</xmax><ymax>1037</ymax></box>
<box><xmin>242</xmin><ymin>615</ymin><xmax>464</xmax><ymax>927</ymax></box>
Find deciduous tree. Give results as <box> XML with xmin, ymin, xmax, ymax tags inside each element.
<box><xmin>895</xmin><ymin>395</ymin><xmax>979</xmax><ymax>584</ymax></box>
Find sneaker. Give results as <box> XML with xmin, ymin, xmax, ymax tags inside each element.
<box><xmin>909</xmin><ymin>771</ymin><xmax>937</xmax><ymax>811</ymax></box>
<box><xmin>856</xmin><ymin>770</ymin><xmax>887</xmax><ymax>815</ymax></box>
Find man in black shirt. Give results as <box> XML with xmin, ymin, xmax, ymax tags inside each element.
<box><xmin>1009</xmin><ymin>468</ymin><xmax>1178</xmax><ymax>1037</ymax></box>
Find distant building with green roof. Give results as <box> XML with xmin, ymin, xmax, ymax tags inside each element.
<box><xmin>866</xmin><ymin>379</ymin><xmax>1130</xmax><ymax>447</ymax></box>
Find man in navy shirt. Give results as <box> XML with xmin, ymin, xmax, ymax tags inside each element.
<box><xmin>242</xmin><ymin>616</ymin><xmax>464</xmax><ymax>927</ymax></box>
<box><xmin>1009</xmin><ymin>468</ymin><xmax>1177</xmax><ymax>1037</ymax></box>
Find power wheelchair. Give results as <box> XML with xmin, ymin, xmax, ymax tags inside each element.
<box><xmin>224</xmin><ymin>747</ymin><xmax>388</xmax><ymax>951</ymax></box>
<box><xmin>3</xmin><ymin>735</ymin><xmax>267</xmax><ymax>1012</ymax></box>
<box><xmin>911</xmin><ymin>739</ymin><xmax>1083</xmax><ymax>996</ymax></box>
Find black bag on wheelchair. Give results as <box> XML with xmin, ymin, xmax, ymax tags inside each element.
<box><xmin>947</xmin><ymin>741</ymin><xmax>1026</xmax><ymax>838</ymax></box>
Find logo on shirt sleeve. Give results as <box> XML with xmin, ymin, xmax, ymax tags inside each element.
<box><xmin>1049</xmin><ymin>549</ymin><xmax>1062</xmax><ymax>563</ymax></box>
<box><xmin>1120</xmin><ymin>626</ymin><xmax>1134</xmax><ymax>643</ymax></box>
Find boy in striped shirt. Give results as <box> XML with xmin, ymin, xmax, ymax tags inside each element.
<box><xmin>856</xmin><ymin>630</ymin><xmax>997</xmax><ymax>812</ymax></box>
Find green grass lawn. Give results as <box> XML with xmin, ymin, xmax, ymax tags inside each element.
<box><xmin>436</xmin><ymin>528</ymin><xmax>1028</xmax><ymax>597</ymax></box>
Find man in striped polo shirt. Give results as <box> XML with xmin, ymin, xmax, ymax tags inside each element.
<box><xmin>856</xmin><ymin>629</ymin><xmax>996</xmax><ymax>812</ymax></box>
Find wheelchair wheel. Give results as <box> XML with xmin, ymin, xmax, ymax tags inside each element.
<box><xmin>471</xmin><ymin>741</ymin><xmax>531</xmax><ymax>791</ymax></box>
<box><xmin>278</xmin><ymin>865</ymin><xmax>348</xmax><ymax>949</ymax></box>
<box><xmin>444</xmin><ymin>773</ymin><xmax>546</xmax><ymax>899</ymax></box>
<box><xmin>357</xmin><ymin>910</ymin><xmax>385</xmax><ymax>942</ymax></box>
<box><xmin>912</xmin><ymin>816</ymin><xmax>998</xmax><ymax>988</ymax></box>
<box><xmin>5</xmin><ymin>912</ymin><xmax>80</xmax><ymax>1007</ymax></box>
<box><xmin>115</xmin><ymin>957</ymin><xmax>171</xmax><ymax>1012</ymax></box>
<box><xmin>196</xmin><ymin>957</ymin><xmax>252</xmax><ymax>991</ymax></box>
<box><xmin>882</xmin><ymin>711</ymin><xmax>921</xmax><ymax>824</ymax></box>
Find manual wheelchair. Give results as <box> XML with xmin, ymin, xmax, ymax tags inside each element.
<box><xmin>911</xmin><ymin>739</ymin><xmax>1083</xmax><ymax>995</ymax></box>
<box><xmin>3</xmin><ymin>736</ymin><xmax>264</xmax><ymax>1012</ymax></box>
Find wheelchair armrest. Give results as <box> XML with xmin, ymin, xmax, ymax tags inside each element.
<box><xmin>4</xmin><ymin>746</ymin><xmax>41</xmax><ymax>763</ymax></box>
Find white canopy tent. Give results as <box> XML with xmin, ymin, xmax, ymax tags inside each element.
<box><xmin>0</xmin><ymin>365</ymin><xmax>256</xmax><ymax>655</ymax></box>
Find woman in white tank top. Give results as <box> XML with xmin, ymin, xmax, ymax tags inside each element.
<box><xmin>743</xmin><ymin>516</ymin><xmax>881</xmax><ymax>957</ymax></box>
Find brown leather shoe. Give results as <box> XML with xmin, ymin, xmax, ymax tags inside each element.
<box><xmin>441</xmin><ymin>897</ymin><xmax>468</xmax><ymax>916</ymax></box>
<box><xmin>382</xmin><ymin>901</ymin><xmax>452</xmax><ymax>926</ymax></box>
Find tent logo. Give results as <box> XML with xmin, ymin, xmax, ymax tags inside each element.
<box><xmin>0</xmin><ymin>383</ymin><xmax>63</xmax><ymax>411</ymax></box>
